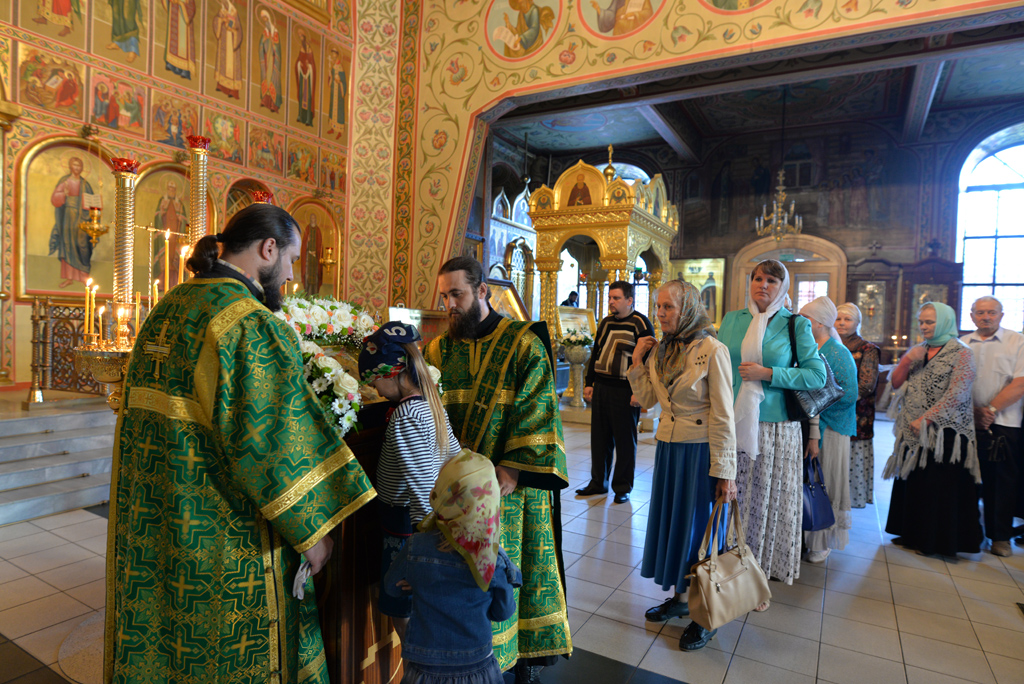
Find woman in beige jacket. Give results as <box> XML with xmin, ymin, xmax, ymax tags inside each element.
<box><xmin>628</xmin><ymin>280</ymin><xmax>737</xmax><ymax>652</ymax></box>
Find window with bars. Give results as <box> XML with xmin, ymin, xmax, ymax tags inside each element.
<box><xmin>957</xmin><ymin>145</ymin><xmax>1024</xmax><ymax>332</ymax></box>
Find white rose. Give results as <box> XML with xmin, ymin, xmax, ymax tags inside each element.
<box><xmin>332</xmin><ymin>370</ymin><xmax>360</xmax><ymax>397</ymax></box>
<box><xmin>427</xmin><ymin>365</ymin><xmax>442</xmax><ymax>386</ymax></box>
<box><xmin>307</xmin><ymin>305</ymin><xmax>330</xmax><ymax>327</ymax></box>
<box><xmin>332</xmin><ymin>310</ymin><xmax>355</xmax><ymax>330</ymax></box>
<box><xmin>356</xmin><ymin>312</ymin><xmax>376</xmax><ymax>333</ymax></box>
<box><xmin>315</xmin><ymin>354</ymin><xmax>342</xmax><ymax>373</ymax></box>
<box><xmin>300</xmin><ymin>340</ymin><xmax>324</xmax><ymax>356</ymax></box>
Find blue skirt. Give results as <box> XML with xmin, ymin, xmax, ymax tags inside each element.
<box><xmin>640</xmin><ymin>441</ymin><xmax>724</xmax><ymax>593</ymax></box>
<box><xmin>400</xmin><ymin>655</ymin><xmax>503</xmax><ymax>684</ymax></box>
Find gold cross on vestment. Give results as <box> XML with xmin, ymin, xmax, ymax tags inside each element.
<box><xmin>244</xmin><ymin>422</ymin><xmax>267</xmax><ymax>445</ymax></box>
<box><xmin>474</xmin><ymin>400</ymin><xmax>488</xmax><ymax>412</ymax></box>
<box><xmin>169</xmin><ymin>633</ymin><xmax>192</xmax><ymax>662</ymax></box>
<box><xmin>178</xmin><ymin>445</ymin><xmax>202</xmax><ymax>474</ymax></box>
<box><xmin>143</xmin><ymin>321</ymin><xmax>172</xmax><ymax>380</ymax></box>
<box><xmin>233</xmin><ymin>629</ymin><xmax>256</xmax><ymax>658</ymax></box>
<box><xmin>139</xmin><ymin>437</ymin><xmax>160</xmax><ymax>462</ymax></box>
<box><xmin>130</xmin><ymin>499</ymin><xmax>151</xmax><ymax>525</ymax></box>
<box><xmin>170</xmin><ymin>569</ymin><xmax>196</xmax><ymax>601</ymax></box>
<box><xmin>172</xmin><ymin>506</ymin><xmax>202</xmax><ymax>538</ymax></box>
<box><xmin>235</xmin><ymin>570</ymin><xmax>260</xmax><ymax>599</ymax></box>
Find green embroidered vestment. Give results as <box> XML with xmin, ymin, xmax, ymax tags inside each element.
<box><xmin>425</xmin><ymin>318</ymin><xmax>572</xmax><ymax>669</ymax></box>
<box><xmin>104</xmin><ymin>279</ymin><xmax>376</xmax><ymax>684</ymax></box>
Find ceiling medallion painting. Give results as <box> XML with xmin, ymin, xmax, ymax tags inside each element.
<box><xmin>485</xmin><ymin>0</ymin><xmax>561</xmax><ymax>61</ymax></box>
<box><xmin>578</xmin><ymin>0</ymin><xmax>665</xmax><ymax>39</ymax></box>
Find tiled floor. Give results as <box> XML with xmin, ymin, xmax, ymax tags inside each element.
<box><xmin>1</xmin><ymin>418</ymin><xmax>1023</xmax><ymax>684</ymax></box>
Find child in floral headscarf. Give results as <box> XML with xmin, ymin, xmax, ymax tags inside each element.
<box><xmin>384</xmin><ymin>449</ymin><xmax>522</xmax><ymax>684</ymax></box>
<box><xmin>359</xmin><ymin>322</ymin><xmax>461</xmax><ymax>641</ymax></box>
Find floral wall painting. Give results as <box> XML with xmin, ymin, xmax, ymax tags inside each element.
<box><xmin>203</xmin><ymin>110</ymin><xmax>244</xmax><ymax>164</ymax></box>
<box><xmin>320</xmin><ymin>150</ymin><xmax>345</xmax><ymax>192</ymax></box>
<box><xmin>21</xmin><ymin>143</ymin><xmax>116</xmax><ymax>296</ymax></box>
<box><xmin>90</xmin><ymin>72</ymin><xmax>146</xmax><ymax>136</ymax></box>
<box><xmin>287</xmin><ymin>139</ymin><xmax>316</xmax><ymax>184</ymax></box>
<box><xmin>155</xmin><ymin>0</ymin><xmax>198</xmax><ymax>84</ymax></box>
<box><xmin>321</xmin><ymin>41</ymin><xmax>349</xmax><ymax>142</ymax></box>
<box><xmin>91</xmin><ymin>0</ymin><xmax>147</xmax><ymax>67</ymax></box>
<box><xmin>27</xmin><ymin>0</ymin><xmax>89</xmax><ymax>50</ymax></box>
<box><xmin>331</xmin><ymin>0</ymin><xmax>350</xmax><ymax>36</ymax></box>
<box><xmin>289</xmin><ymin>24</ymin><xmax>320</xmax><ymax>131</ymax></box>
<box><xmin>205</xmin><ymin>0</ymin><xmax>246</xmax><ymax>105</ymax></box>
<box><xmin>579</xmin><ymin>0</ymin><xmax>663</xmax><ymax>38</ymax></box>
<box><xmin>150</xmin><ymin>92</ymin><xmax>198</xmax><ymax>148</ymax></box>
<box><xmin>17</xmin><ymin>46</ymin><xmax>85</xmax><ymax>120</ymax></box>
<box><xmin>252</xmin><ymin>4</ymin><xmax>287</xmax><ymax>123</ymax></box>
<box><xmin>485</xmin><ymin>0</ymin><xmax>559</xmax><ymax>60</ymax></box>
<box><xmin>698</xmin><ymin>0</ymin><xmax>773</xmax><ymax>11</ymax></box>
<box><xmin>249</xmin><ymin>124</ymin><xmax>284</xmax><ymax>174</ymax></box>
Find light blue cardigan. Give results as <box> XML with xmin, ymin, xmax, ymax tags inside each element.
<box><xmin>718</xmin><ymin>308</ymin><xmax>827</xmax><ymax>423</ymax></box>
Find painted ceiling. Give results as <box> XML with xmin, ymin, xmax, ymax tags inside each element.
<box><xmin>492</xmin><ymin>109</ymin><xmax>662</xmax><ymax>153</ymax></box>
<box><xmin>935</xmin><ymin>48</ymin><xmax>1024</xmax><ymax>107</ymax></box>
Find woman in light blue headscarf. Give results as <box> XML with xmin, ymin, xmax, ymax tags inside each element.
<box><xmin>883</xmin><ymin>302</ymin><xmax>983</xmax><ymax>557</ymax></box>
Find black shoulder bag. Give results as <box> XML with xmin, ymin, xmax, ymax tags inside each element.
<box><xmin>783</xmin><ymin>315</ymin><xmax>844</xmax><ymax>421</ymax></box>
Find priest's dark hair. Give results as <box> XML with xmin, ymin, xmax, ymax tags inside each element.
<box><xmin>438</xmin><ymin>255</ymin><xmax>485</xmax><ymax>292</ymax></box>
<box><xmin>186</xmin><ymin>203</ymin><xmax>300</xmax><ymax>275</ymax></box>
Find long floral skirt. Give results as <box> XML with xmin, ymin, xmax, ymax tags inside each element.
<box><xmin>850</xmin><ymin>439</ymin><xmax>874</xmax><ymax>508</ymax></box>
<box><xmin>735</xmin><ymin>421</ymin><xmax>803</xmax><ymax>585</ymax></box>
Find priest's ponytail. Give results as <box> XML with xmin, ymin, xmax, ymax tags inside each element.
<box><xmin>187</xmin><ymin>235</ymin><xmax>221</xmax><ymax>275</ymax></box>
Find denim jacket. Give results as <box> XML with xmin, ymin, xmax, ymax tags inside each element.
<box><xmin>383</xmin><ymin>529</ymin><xmax>523</xmax><ymax>666</ymax></box>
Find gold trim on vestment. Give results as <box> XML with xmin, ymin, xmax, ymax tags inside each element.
<box><xmin>261</xmin><ymin>447</ymin><xmax>356</xmax><ymax>521</ymax></box>
<box><xmin>518</xmin><ymin>611</ymin><xmax>568</xmax><ymax>630</ymax></box>
<box><xmin>496</xmin><ymin>460</ymin><xmax>569</xmax><ymax>481</ymax></box>
<box><xmin>492</xmin><ymin>622</ymin><xmax>518</xmax><ymax>646</ymax></box>
<box><xmin>297</xmin><ymin>649</ymin><xmax>326</xmax><ymax>682</ymax></box>
<box><xmin>504</xmin><ymin>433</ymin><xmax>560</xmax><ymax>453</ymax></box>
<box><xmin>209</xmin><ymin>297</ymin><xmax>263</xmax><ymax>340</ymax></box>
<box><xmin>467</xmin><ymin>322</ymin><xmax>534</xmax><ymax>452</ymax></box>
<box><xmin>258</xmin><ymin>517</ymin><xmax>282</xmax><ymax>684</ymax></box>
<box><xmin>103</xmin><ymin>409</ymin><xmax>127</xmax><ymax>684</ymax></box>
<box><xmin>443</xmin><ymin>389</ymin><xmax>516</xmax><ymax>406</ymax></box>
<box><xmin>460</xmin><ymin>318</ymin><xmax>514</xmax><ymax>447</ymax></box>
<box><xmin>194</xmin><ymin>338</ymin><xmax>219</xmax><ymax>426</ymax></box>
<box><xmin>127</xmin><ymin>387</ymin><xmax>212</xmax><ymax>429</ymax></box>
<box><xmin>272</xmin><ymin>527</ymin><xmax>290</xmax><ymax>684</ymax></box>
<box><xmin>295</xmin><ymin>488</ymin><xmax>378</xmax><ymax>553</ymax></box>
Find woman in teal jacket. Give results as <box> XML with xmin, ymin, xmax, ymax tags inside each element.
<box><xmin>718</xmin><ymin>260</ymin><xmax>826</xmax><ymax>597</ymax></box>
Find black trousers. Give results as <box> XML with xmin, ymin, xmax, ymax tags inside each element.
<box><xmin>589</xmin><ymin>382</ymin><xmax>640</xmax><ymax>494</ymax></box>
<box><xmin>978</xmin><ymin>424</ymin><xmax>1022</xmax><ymax>542</ymax></box>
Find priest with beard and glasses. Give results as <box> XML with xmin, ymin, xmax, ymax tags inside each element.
<box><xmin>425</xmin><ymin>256</ymin><xmax>572</xmax><ymax>683</ymax></box>
<box><xmin>104</xmin><ymin>202</ymin><xmax>376</xmax><ymax>684</ymax></box>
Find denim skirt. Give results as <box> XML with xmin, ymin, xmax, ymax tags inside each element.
<box><xmin>640</xmin><ymin>441</ymin><xmax>724</xmax><ymax>593</ymax></box>
<box><xmin>400</xmin><ymin>655</ymin><xmax>504</xmax><ymax>684</ymax></box>
<box><xmin>379</xmin><ymin>502</ymin><xmax>413</xmax><ymax>617</ymax></box>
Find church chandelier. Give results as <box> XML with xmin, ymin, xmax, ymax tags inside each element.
<box><xmin>754</xmin><ymin>87</ymin><xmax>804</xmax><ymax>243</ymax></box>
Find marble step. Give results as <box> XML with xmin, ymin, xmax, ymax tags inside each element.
<box><xmin>0</xmin><ymin>472</ymin><xmax>111</xmax><ymax>527</ymax></box>
<box><xmin>0</xmin><ymin>447</ymin><xmax>112</xmax><ymax>491</ymax></box>
<box><xmin>0</xmin><ymin>426</ymin><xmax>115</xmax><ymax>464</ymax></box>
<box><xmin>0</xmin><ymin>409</ymin><xmax>116</xmax><ymax>439</ymax></box>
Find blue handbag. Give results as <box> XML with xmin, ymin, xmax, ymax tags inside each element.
<box><xmin>803</xmin><ymin>458</ymin><xmax>835</xmax><ymax>532</ymax></box>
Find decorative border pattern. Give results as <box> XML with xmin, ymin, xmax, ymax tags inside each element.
<box><xmin>389</xmin><ymin>0</ymin><xmax>420</xmax><ymax>307</ymax></box>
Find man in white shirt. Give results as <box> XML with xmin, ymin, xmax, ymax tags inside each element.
<box><xmin>961</xmin><ymin>296</ymin><xmax>1024</xmax><ymax>557</ymax></box>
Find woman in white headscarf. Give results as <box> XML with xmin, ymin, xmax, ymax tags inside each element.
<box><xmin>799</xmin><ymin>296</ymin><xmax>858</xmax><ymax>563</ymax></box>
<box><xmin>835</xmin><ymin>303</ymin><xmax>881</xmax><ymax>508</ymax></box>
<box><xmin>719</xmin><ymin>260</ymin><xmax>826</xmax><ymax>594</ymax></box>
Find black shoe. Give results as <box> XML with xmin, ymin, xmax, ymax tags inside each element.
<box><xmin>645</xmin><ymin>596</ymin><xmax>689</xmax><ymax>621</ymax></box>
<box><xmin>613</xmin><ymin>493</ymin><xmax>630</xmax><ymax>504</ymax></box>
<box><xmin>575</xmin><ymin>485</ymin><xmax>608</xmax><ymax>496</ymax></box>
<box><xmin>513</xmin><ymin>663</ymin><xmax>543</xmax><ymax>684</ymax></box>
<box><xmin>678</xmin><ymin>621</ymin><xmax>716</xmax><ymax>651</ymax></box>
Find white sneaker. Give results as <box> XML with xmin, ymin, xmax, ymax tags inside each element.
<box><xmin>807</xmin><ymin>549</ymin><xmax>830</xmax><ymax>564</ymax></box>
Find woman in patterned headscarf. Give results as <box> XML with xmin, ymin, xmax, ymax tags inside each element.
<box><xmin>627</xmin><ymin>280</ymin><xmax>736</xmax><ymax>652</ymax></box>
<box><xmin>835</xmin><ymin>303</ymin><xmax>881</xmax><ymax>508</ymax></box>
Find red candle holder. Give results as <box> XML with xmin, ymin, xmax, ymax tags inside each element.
<box><xmin>252</xmin><ymin>190</ymin><xmax>274</xmax><ymax>204</ymax></box>
<box><xmin>186</xmin><ymin>135</ymin><xmax>211</xmax><ymax>150</ymax></box>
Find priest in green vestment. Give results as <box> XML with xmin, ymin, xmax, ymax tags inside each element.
<box><xmin>104</xmin><ymin>204</ymin><xmax>376</xmax><ymax>684</ymax></box>
<box><xmin>425</xmin><ymin>257</ymin><xmax>571</xmax><ymax>681</ymax></box>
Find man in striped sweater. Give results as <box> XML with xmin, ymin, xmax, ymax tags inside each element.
<box><xmin>577</xmin><ymin>280</ymin><xmax>655</xmax><ymax>504</ymax></box>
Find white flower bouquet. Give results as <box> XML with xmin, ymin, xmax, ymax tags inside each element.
<box><xmin>561</xmin><ymin>327</ymin><xmax>593</xmax><ymax>347</ymax></box>
<box><xmin>299</xmin><ymin>339</ymin><xmax>362</xmax><ymax>437</ymax></box>
<box><xmin>274</xmin><ymin>295</ymin><xmax>378</xmax><ymax>352</ymax></box>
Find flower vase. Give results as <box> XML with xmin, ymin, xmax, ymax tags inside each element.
<box><xmin>562</xmin><ymin>344</ymin><xmax>590</xmax><ymax>409</ymax></box>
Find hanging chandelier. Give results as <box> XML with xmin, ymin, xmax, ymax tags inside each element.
<box><xmin>754</xmin><ymin>88</ymin><xmax>804</xmax><ymax>242</ymax></box>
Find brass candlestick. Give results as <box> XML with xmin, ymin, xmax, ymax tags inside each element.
<box><xmin>186</xmin><ymin>135</ymin><xmax>210</xmax><ymax>247</ymax></box>
<box><xmin>78</xmin><ymin>206</ymin><xmax>108</xmax><ymax>247</ymax></box>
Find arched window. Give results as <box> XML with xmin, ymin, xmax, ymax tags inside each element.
<box><xmin>957</xmin><ymin>144</ymin><xmax>1024</xmax><ymax>331</ymax></box>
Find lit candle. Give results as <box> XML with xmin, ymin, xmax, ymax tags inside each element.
<box><xmin>179</xmin><ymin>246</ymin><xmax>189</xmax><ymax>286</ymax></box>
<box><xmin>152</xmin><ymin>280</ymin><xmax>160</xmax><ymax>307</ymax></box>
<box><xmin>98</xmin><ymin>306</ymin><xmax>105</xmax><ymax>343</ymax></box>
<box><xmin>84</xmin><ymin>278</ymin><xmax>93</xmax><ymax>335</ymax></box>
<box><xmin>91</xmin><ymin>286</ymin><xmax>98</xmax><ymax>335</ymax></box>
<box><xmin>164</xmin><ymin>231</ymin><xmax>171</xmax><ymax>293</ymax></box>
<box><xmin>134</xmin><ymin>292</ymin><xmax>140</xmax><ymax>336</ymax></box>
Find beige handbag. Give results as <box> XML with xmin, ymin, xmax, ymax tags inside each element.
<box><xmin>687</xmin><ymin>497</ymin><xmax>772</xmax><ymax>631</ymax></box>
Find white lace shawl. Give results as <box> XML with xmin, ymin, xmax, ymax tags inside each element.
<box><xmin>883</xmin><ymin>339</ymin><xmax>980</xmax><ymax>483</ymax></box>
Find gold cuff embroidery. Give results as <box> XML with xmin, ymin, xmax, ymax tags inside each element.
<box><xmin>505</xmin><ymin>433</ymin><xmax>561</xmax><ymax>453</ymax></box>
<box><xmin>261</xmin><ymin>447</ymin><xmax>356</xmax><ymax>521</ymax></box>
<box><xmin>295</xmin><ymin>488</ymin><xmax>378</xmax><ymax>553</ymax></box>
<box><xmin>127</xmin><ymin>387</ymin><xmax>211</xmax><ymax>429</ymax></box>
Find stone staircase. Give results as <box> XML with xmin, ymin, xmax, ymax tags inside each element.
<box><xmin>0</xmin><ymin>407</ymin><xmax>116</xmax><ymax>526</ymax></box>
